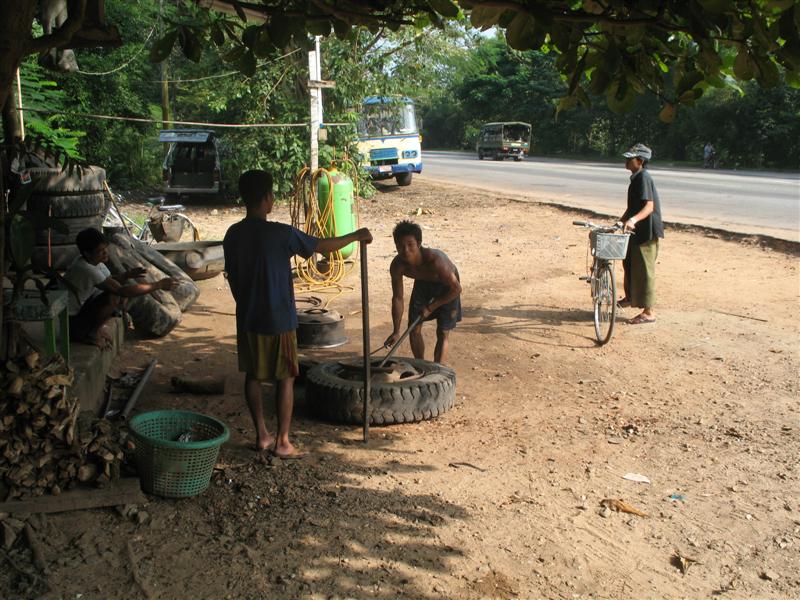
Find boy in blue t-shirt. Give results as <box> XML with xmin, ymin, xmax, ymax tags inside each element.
<box><xmin>223</xmin><ymin>170</ymin><xmax>372</xmax><ymax>458</ymax></box>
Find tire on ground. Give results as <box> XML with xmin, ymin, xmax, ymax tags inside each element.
<box><xmin>106</xmin><ymin>243</ymin><xmax>182</xmax><ymax>337</ymax></box>
<box><xmin>110</xmin><ymin>234</ymin><xmax>200</xmax><ymax>312</ymax></box>
<box><xmin>306</xmin><ymin>358</ymin><xmax>456</xmax><ymax>425</ymax></box>
<box><xmin>396</xmin><ymin>172</ymin><xmax>413</xmax><ymax>186</ymax></box>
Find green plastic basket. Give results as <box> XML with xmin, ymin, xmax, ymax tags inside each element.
<box><xmin>129</xmin><ymin>410</ymin><xmax>229</xmax><ymax>498</ymax></box>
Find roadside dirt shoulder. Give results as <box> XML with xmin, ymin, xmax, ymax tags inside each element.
<box><xmin>21</xmin><ymin>181</ymin><xmax>798</xmax><ymax>600</ymax></box>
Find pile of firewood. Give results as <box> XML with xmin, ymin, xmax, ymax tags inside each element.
<box><xmin>1</xmin><ymin>352</ymin><xmax>129</xmax><ymax>499</ymax></box>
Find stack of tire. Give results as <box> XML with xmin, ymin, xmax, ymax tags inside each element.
<box><xmin>105</xmin><ymin>233</ymin><xmax>200</xmax><ymax>338</ymax></box>
<box><xmin>25</xmin><ymin>166</ymin><xmax>108</xmax><ymax>272</ymax></box>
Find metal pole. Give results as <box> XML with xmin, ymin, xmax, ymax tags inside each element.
<box><xmin>122</xmin><ymin>359</ymin><xmax>157</xmax><ymax>419</ymax></box>
<box><xmin>15</xmin><ymin>69</ymin><xmax>24</xmax><ymax>140</ymax></box>
<box><xmin>308</xmin><ymin>37</ymin><xmax>321</xmax><ymax>172</ymax></box>
<box><xmin>359</xmin><ymin>240</ymin><xmax>370</xmax><ymax>442</ymax></box>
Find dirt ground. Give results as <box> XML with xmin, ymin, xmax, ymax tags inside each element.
<box><xmin>8</xmin><ymin>180</ymin><xmax>799</xmax><ymax>599</ymax></box>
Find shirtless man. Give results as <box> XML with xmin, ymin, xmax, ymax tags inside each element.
<box><xmin>384</xmin><ymin>220</ymin><xmax>462</xmax><ymax>364</ymax></box>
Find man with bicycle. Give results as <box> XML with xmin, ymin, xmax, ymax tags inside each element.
<box><xmin>618</xmin><ymin>143</ymin><xmax>664</xmax><ymax>325</ymax></box>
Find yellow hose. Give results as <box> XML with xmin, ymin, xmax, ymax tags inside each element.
<box><xmin>290</xmin><ymin>157</ymin><xmax>361</xmax><ymax>308</ymax></box>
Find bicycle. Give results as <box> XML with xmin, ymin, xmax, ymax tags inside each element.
<box><xmin>573</xmin><ymin>221</ymin><xmax>630</xmax><ymax>345</ymax></box>
<box><xmin>105</xmin><ymin>192</ymin><xmax>199</xmax><ymax>244</ymax></box>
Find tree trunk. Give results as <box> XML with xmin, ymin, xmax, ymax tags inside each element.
<box><xmin>161</xmin><ymin>61</ymin><xmax>171</xmax><ymax>156</ymax></box>
<box><xmin>0</xmin><ymin>2</ymin><xmax>38</xmax><ymax>136</ymax></box>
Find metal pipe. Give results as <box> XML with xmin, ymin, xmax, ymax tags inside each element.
<box><xmin>122</xmin><ymin>358</ymin><xmax>157</xmax><ymax>419</ymax></box>
<box><xmin>359</xmin><ymin>241</ymin><xmax>370</xmax><ymax>443</ymax></box>
<box><xmin>378</xmin><ymin>314</ymin><xmax>423</xmax><ymax>368</ymax></box>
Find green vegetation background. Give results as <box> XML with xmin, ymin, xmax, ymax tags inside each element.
<box><xmin>26</xmin><ymin>1</ymin><xmax>800</xmax><ymax>197</ymax></box>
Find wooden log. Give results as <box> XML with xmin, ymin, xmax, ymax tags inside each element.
<box><xmin>170</xmin><ymin>375</ymin><xmax>225</xmax><ymax>395</ymax></box>
<box><xmin>0</xmin><ymin>478</ymin><xmax>146</xmax><ymax>515</ymax></box>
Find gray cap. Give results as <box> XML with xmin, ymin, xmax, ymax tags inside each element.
<box><xmin>622</xmin><ymin>143</ymin><xmax>652</xmax><ymax>161</ymax></box>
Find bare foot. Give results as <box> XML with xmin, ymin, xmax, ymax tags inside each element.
<box><xmin>91</xmin><ymin>330</ymin><xmax>113</xmax><ymax>350</ymax></box>
<box><xmin>271</xmin><ymin>441</ymin><xmax>307</xmax><ymax>460</ymax></box>
<box><xmin>255</xmin><ymin>434</ymin><xmax>275</xmax><ymax>452</ymax></box>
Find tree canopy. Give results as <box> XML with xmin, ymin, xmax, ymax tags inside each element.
<box><xmin>169</xmin><ymin>0</ymin><xmax>800</xmax><ymax>121</ymax></box>
<box><xmin>1</xmin><ymin>0</ymin><xmax>798</xmax><ymax>134</ymax></box>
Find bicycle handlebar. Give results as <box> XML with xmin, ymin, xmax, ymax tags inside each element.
<box><xmin>573</xmin><ymin>220</ymin><xmax>624</xmax><ymax>233</ymax></box>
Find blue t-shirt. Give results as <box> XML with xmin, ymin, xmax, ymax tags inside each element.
<box><xmin>223</xmin><ymin>218</ymin><xmax>318</xmax><ymax>335</ymax></box>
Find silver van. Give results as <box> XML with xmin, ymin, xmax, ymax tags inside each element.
<box><xmin>160</xmin><ymin>129</ymin><xmax>223</xmax><ymax>199</ymax></box>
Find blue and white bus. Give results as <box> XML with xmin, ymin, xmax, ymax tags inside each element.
<box><xmin>356</xmin><ymin>96</ymin><xmax>422</xmax><ymax>187</ymax></box>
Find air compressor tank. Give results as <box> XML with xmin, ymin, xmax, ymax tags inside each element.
<box><xmin>316</xmin><ymin>168</ymin><xmax>357</xmax><ymax>258</ymax></box>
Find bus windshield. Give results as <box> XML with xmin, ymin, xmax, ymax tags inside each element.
<box><xmin>358</xmin><ymin>101</ymin><xmax>417</xmax><ymax>138</ymax></box>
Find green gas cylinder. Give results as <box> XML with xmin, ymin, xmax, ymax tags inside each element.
<box><xmin>316</xmin><ymin>168</ymin><xmax>357</xmax><ymax>258</ymax></box>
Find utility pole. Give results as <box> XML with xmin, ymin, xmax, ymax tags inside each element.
<box><xmin>307</xmin><ymin>36</ymin><xmax>335</xmax><ymax>172</ymax></box>
<box><xmin>308</xmin><ymin>37</ymin><xmax>322</xmax><ymax>172</ymax></box>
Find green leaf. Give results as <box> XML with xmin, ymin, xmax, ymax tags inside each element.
<box><xmin>677</xmin><ymin>70</ymin><xmax>704</xmax><ymax>94</ymax></box>
<box><xmin>754</xmin><ymin>55</ymin><xmax>781</xmax><ymax>87</ymax></box>
<box><xmin>470</xmin><ymin>5</ymin><xmax>505</xmax><ymax>29</ymax></box>
<box><xmin>766</xmin><ymin>0</ymin><xmax>795</xmax><ymax>12</ymax></box>
<box><xmin>505</xmin><ymin>13</ymin><xmax>539</xmax><ymax>51</ymax></box>
<box><xmin>332</xmin><ymin>19</ymin><xmax>350</xmax><ymax>39</ymax></box>
<box><xmin>148</xmin><ymin>30</ymin><xmax>178</xmax><ymax>63</ymax></box>
<box><xmin>733</xmin><ymin>47</ymin><xmax>756</xmax><ymax>80</ymax></box>
<box><xmin>211</xmin><ymin>23</ymin><xmax>225</xmax><ymax>47</ymax></box>
<box><xmin>659</xmin><ymin>103</ymin><xmax>677</xmax><ymax>123</ymax></box>
<box><xmin>698</xmin><ymin>0</ymin><xmax>729</xmax><ymax>14</ymax></box>
<box><xmin>268</xmin><ymin>15</ymin><xmax>296</xmax><ymax>48</ymax></box>
<box><xmin>625</xmin><ymin>25</ymin><xmax>646</xmax><ymax>45</ymax></box>
<box><xmin>222</xmin><ymin>45</ymin><xmax>246</xmax><ymax>63</ymax></box>
<box><xmin>242</xmin><ymin>25</ymin><xmax>261</xmax><ymax>49</ymax></box>
<box><xmin>231</xmin><ymin>0</ymin><xmax>247</xmax><ymax>22</ymax></box>
<box><xmin>9</xmin><ymin>215</ymin><xmax>35</xmax><ymax>271</ymax></box>
<box><xmin>606</xmin><ymin>77</ymin><xmax>636</xmax><ymax>113</ymax></box>
<box><xmin>307</xmin><ymin>19</ymin><xmax>331</xmax><ymax>37</ymax></box>
<box><xmin>589</xmin><ymin>68</ymin><xmax>611</xmax><ymax>95</ymax></box>
<box><xmin>238</xmin><ymin>50</ymin><xmax>257</xmax><ymax>77</ymax></box>
<box><xmin>179</xmin><ymin>28</ymin><xmax>203</xmax><ymax>63</ymax></box>
<box><xmin>429</xmin><ymin>0</ymin><xmax>459</xmax><ymax>18</ymax></box>
<box><xmin>251</xmin><ymin>27</ymin><xmax>273</xmax><ymax>58</ymax></box>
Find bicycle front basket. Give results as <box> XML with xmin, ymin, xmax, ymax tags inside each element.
<box><xmin>591</xmin><ymin>232</ymin><xmax>630</xmax><ymax>260</ymax></box>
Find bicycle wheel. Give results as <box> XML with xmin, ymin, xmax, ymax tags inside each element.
<box><xmin>593</xmin><ymin>261</ymin><xmax>617</xmax><ymax>345</ymax></box>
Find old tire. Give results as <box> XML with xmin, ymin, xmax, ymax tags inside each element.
<box><xmin>396</xmin><ymin>172</ymin><xmax>413</xmax><ymax>187</ymax></box>
<box><xmin>31</xmin><ymin>244</ymin><xmax>79</xmax><ymax>271</ymax></box>
<box><xmin>26</xmin><ymin>192</ymin><xmax>108</xmax><ymax>218</ymax></box>
<box><xmin>26</xmin><ymin>166</ymin><xmax>107</xmax><ymax>194</ymax></box>
<box><xmin>306</xmin><ymin>358</ymin><xmax>456</xmax><ymax>425</ymax></box>
<box><xmin>32</xmin><ymin>214</ymin><xmax>105</xmax><ymax>246</ymax></box>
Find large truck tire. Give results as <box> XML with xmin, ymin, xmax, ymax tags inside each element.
<box><xmin>31</xmin><ymin>245</ymin><xmax>79</xmax><ymax>271</ymax></box>
<box><xmin>110</xmin><ymin>234</ymin><xmax>199</xmax><ymax>312</ymax></box>
<box><xmin>32</xmin><ymin>214</ymin><xmax>105</xmax><ymax>246</ymax></box>
<box><xmin>26</xmin><ymin>192</ymin><xmax>108</xmax><ymax>218</ymax></box>
<box><xmin>306</xmin><ymin>358</ymin><xmax>456</xmax><ymax>425</ymax></box>
<box><xmin>26</xmin><ymin>166</ymin><xmax>107</xmax><ymax>194</ymax></box>
<box><xmin>106</xmin><ymin>243</ymin><xmax>182</xmax><ymax>338</ymax></box>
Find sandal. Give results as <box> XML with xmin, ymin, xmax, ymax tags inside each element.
<box><xmin>628</xmin><ymin>314</ymin><xmax>656</xmax><ymax>325</ymax></box>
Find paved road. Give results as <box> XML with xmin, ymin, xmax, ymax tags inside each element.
<box><xmin>418</xmin><ymin>151</ymin><xmax>800</xmax><ymax>241</ymax></box>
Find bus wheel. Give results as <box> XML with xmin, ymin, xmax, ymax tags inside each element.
<box><xmin>396</xmin><ymin>172</ymin><xmax>413</xmax><ymax>186</ymax></box>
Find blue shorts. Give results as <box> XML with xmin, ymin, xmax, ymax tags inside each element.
<box><xmin>409</xmin><ymin>272</ymin><xmax>462</xmax><ymax>331</ymax></box>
